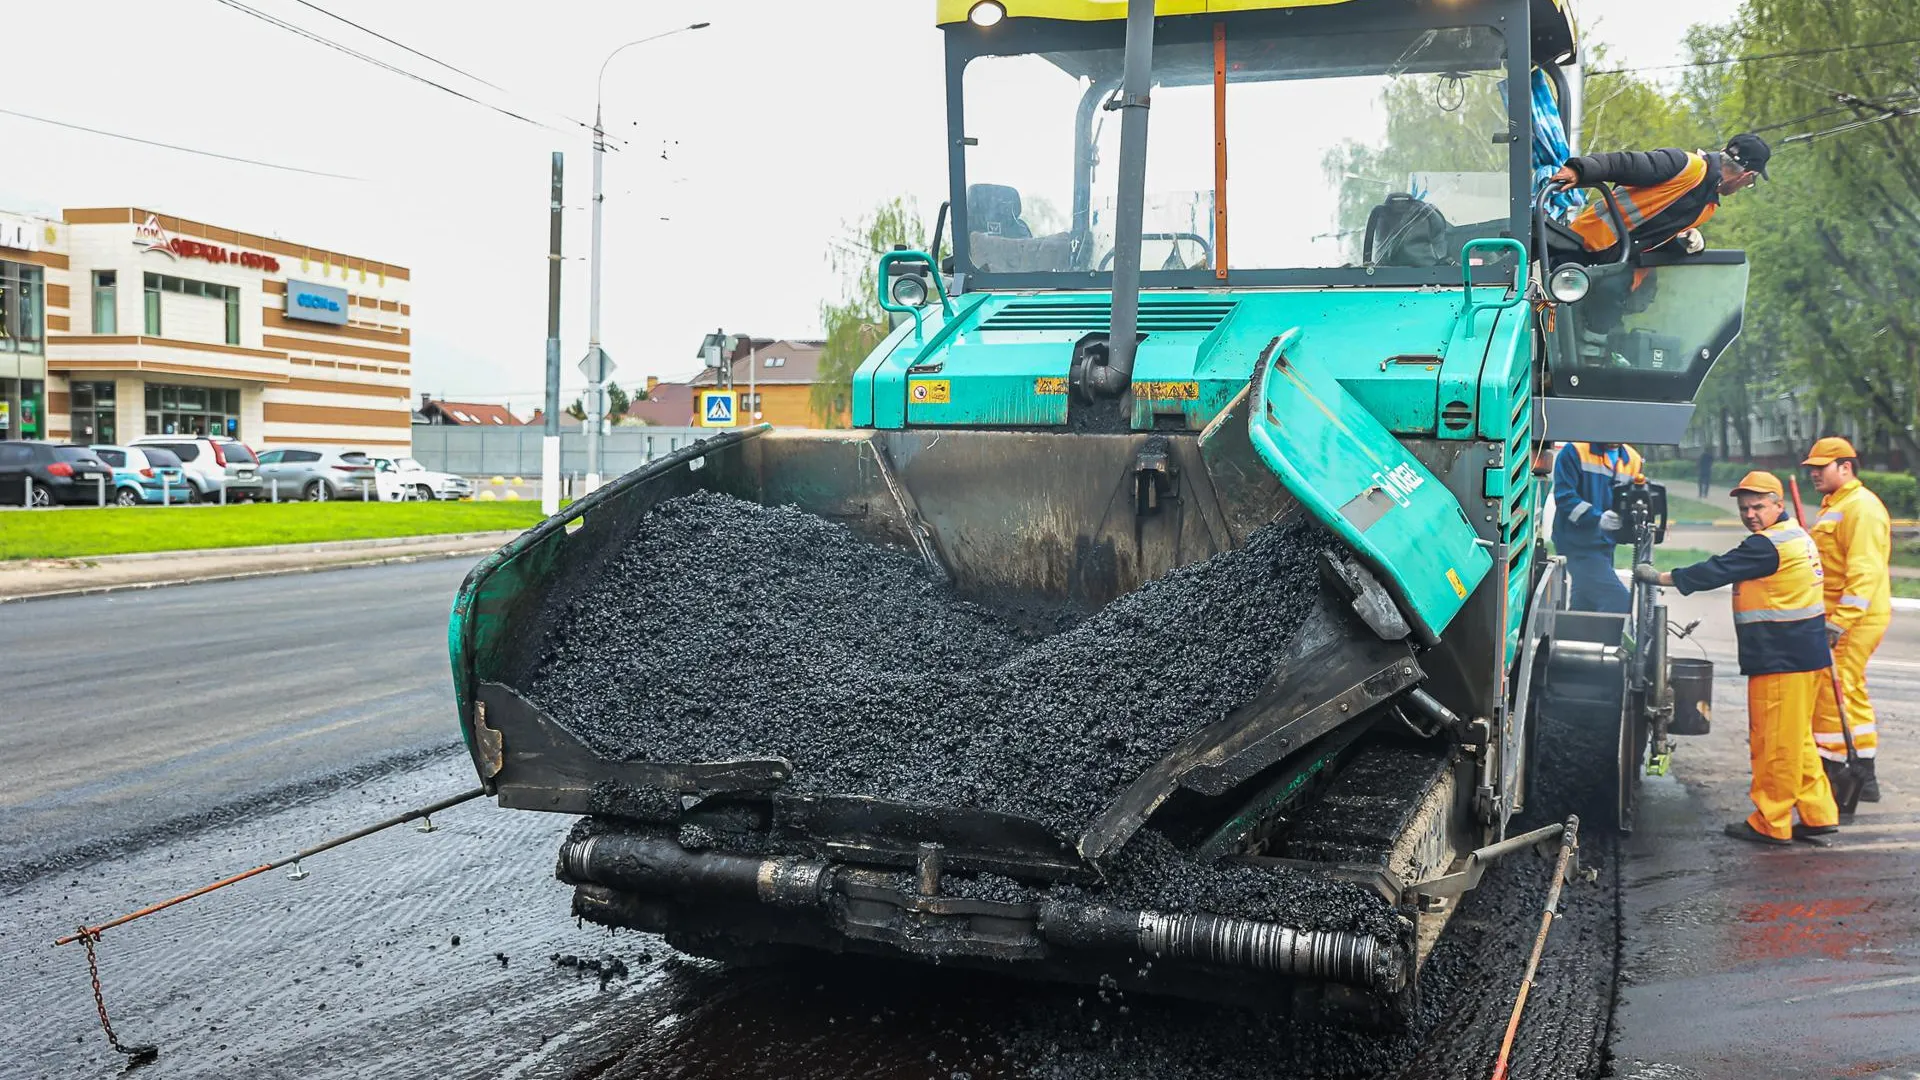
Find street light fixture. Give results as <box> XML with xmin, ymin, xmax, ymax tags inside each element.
<box><xmin>584</xmin><ymin>20</ymin><xmax>710</xmax><ymax>491</ymax></box>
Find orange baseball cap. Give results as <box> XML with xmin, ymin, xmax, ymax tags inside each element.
<box><xmin>1730</xmin><ymin>470</ymin><xmax>1784</xmax><ymax>497</ymax></box>
<box><xmin>1802</xmin><ymin>436</ymin><xmax>1857</xmax><ymax>466</ymax></box>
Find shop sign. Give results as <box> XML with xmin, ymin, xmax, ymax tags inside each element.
<box><xmin>285</xmin><ymin>279</ymin><xmax>349</xmax><ymax>325</ymax></box>
<box><xmin>134</xmin><ymin>213</ymin><xmax>281</xmax><ymax>272</ymax></box>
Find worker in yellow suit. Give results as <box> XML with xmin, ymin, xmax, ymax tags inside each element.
<box><xmin>1635</xmin><ymin>472</ymin><xmax>1838</xmax><ymax>844</ymax></box>
<box><xmin>1804</xmin><ymin>437</ymin><xmax>1893</xmax><ymax>802</ymax></box>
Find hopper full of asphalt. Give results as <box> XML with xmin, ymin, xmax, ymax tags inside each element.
<box><xmin>518</xmin><ymin>490</ymin><xmax>1328</xmax><ymax>844</ymax></box>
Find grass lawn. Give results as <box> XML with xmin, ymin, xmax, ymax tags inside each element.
<box><xmin>0</xmin><ymin>501</ymin><xmax>547</xmax><ymax>560</ymax></box>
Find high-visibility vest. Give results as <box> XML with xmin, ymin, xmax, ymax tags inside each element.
<box><xmin>1570</xmin><ymin>152</ymin><xmax>1720</xmax><ymax>254</ymax></box>
<box><xmin>1732</xmin><ymin>519</ymin><xmax>1825</xmax><ymax>628</ymax></box>
<box><xmin>1812</xmin><ymin>478</ymin><xmax>1893</xmax><ymax>631</ymax></box>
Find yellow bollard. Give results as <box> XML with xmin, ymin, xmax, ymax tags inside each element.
<box><xmin>478</xmin><ymin>490</ymin><xmax>498</xmax><ymax>501</ymax></box>
<box><xmin>511</xmin><ymin>476</ymin><xmax>526</xmax><ymax>486</ymax></box>
<box><xmin>504</xmin><ymin>490</ymin><xmax>521</xmax><ymax>501</ymax></box>
<box><xmin>490</xmin><ymin>476</ymin><xmax>506</xmax><ymax>486</ymax></box>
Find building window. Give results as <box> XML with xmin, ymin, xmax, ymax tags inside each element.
<box><xmin>145</xmin><ymin>383</ymin><xmax>240</xmax><ymax>438</ymax></box>
<box><xmin>92</xmin><ymin>270</ymin><xmax>118</xmax><ymax>334</ymax></box>
<box><xmin>143</xmin><ymin>273</ymin><xmax>240</xmax><ymax>344</ymax></box>
<box><xmin>1</xmin><ymin>260</ymin><xmax>45</xmax><ymax>355</ymax></box>
<box><xmin>740</xmin><ymin>392</ymin><xmax>763</xmax><ymax>413</ymax></box>
<box><xmin>69</xmin><ymin>381</ymin><xmax>117</xmax><ymax>444</ymax></box>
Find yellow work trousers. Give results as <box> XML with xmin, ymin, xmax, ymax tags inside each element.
<box><xmin>1746</xmin><ymin>670</ymin><xmax>1838</xmax><ymax>841</ymax></box>
<box><xmin>1812</xmin><ymin>611</ymin><xmax>1888</xmax><ymax>761</ymax></box>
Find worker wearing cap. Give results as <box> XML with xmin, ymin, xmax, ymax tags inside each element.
<box><xmin>1633</xmin><ymin>471</ymin><xmax>1837</xmax><ymax>845</ymax></box>
<box><xmin>1552</xmin><ymin>441</ymin><xmax>1643</xmax><ymax>613</ymax></box>
<box><xmin>1552</xmin><ymin>133</ymin><xmax>1770</xmax><ymax>258</ymax></box>
<box><xmin>1804</xmin><ymin>436</ymin><xmax>1893</xmax><ymax>801</ymax></box>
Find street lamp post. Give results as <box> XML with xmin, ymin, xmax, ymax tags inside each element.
<box><xmin>587</xmin><ymin>21</ymin><xmax>709</xmax><ymax>491</ymax></box>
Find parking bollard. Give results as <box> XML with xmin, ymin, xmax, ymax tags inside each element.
<box><xmin>361</xmin><ymin>478</ymin><xmax>370</xmax><ymax>501</ymax></box>
<box><xmin>219</xmin><ymin>482</ymin><xmax>227</xmax><ymax>506</ymax></box>
<box><xmin>162</xmin><ymin>475</ymin><xmax>171</xmax><ymax>505</ymax></box>
<box><xmin>97</xmin><ymin>475</ymin><xmax>106</xmax><ymax>508</ymax></box>
<box><xmin>271</xmin><ymin>478</ymin><xmax>278</xmax><ymax>503</ymax></box>
<box><xmin>22</xmin><ymin>476</ymin><xmax>31</xmax><ymax>508</ymax></box>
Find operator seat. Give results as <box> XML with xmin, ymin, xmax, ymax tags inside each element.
<box><xmin>967</xmin><ymin>183</ymin><xmax>1033</xmax><ymax>239</ymax></box>
<box><xmin>966</xmin><ymin>182</ymin><xmax>1074</xmax><ymax>272</ymax></box>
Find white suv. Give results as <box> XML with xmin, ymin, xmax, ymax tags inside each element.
<box><xmin>131</xmin><ymin>436</ymin><xmax>263</xmax><ymax>501</ymax></box>
<box><xmin>370</xmin><ymin>455</ymin><xmax>472</xmax><ymax>501</ymax></box>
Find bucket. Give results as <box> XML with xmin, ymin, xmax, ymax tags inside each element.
<box><xmin>1668</xmin><ymin>657</ymin><xmax>1714</xmax><ymax>735</ymax></box>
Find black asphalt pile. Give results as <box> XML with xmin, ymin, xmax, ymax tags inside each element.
<box><xmin>520</xmin><ymin>490</ymin><xmax>1327</xmax><ymax>840</ymax></box>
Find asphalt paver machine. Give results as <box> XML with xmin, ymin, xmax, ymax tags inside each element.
<box><xmin>449</xmin><ymin>0</ymin><xmax>1748</xmax><ymax>1024</ymax></box>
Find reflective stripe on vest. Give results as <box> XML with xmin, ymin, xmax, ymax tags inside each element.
<box><xmin>1570</xmin><ymin>153</ymin><xmax>1711</xmax><ymax>252</ymax></box>
<box><xmin>1732</xmin><ymin>518</ymin><xmax>1825</xmax><ymax>627</ymax></box>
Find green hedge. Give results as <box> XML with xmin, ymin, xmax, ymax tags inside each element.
<box><xmin>1642</xmin><ymin>459</ymin><xmax>1917</xmax><ymax>518</ymax></box>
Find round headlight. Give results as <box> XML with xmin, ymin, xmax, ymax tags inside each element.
<box><xmin>1548</xmin><ymin>265</ymin><xmax>1592</xmax><ymax>304</ymax></box>
<box><xmin>968</xmin><ymin>1</ymin><xmax>1006</xmax><ymax>27</ymax></box>
<box><xmin>890</xmin><ymin>275</ymin><xmax>930</xmax><ymax>307</ymax></box>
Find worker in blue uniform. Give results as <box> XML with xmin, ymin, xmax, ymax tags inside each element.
<box><xmin>1552</xmin><ymin>441</ymin><xmax>1643</xmax><ymax>613</ymax></box>
<box><xmin>1634</xmin><ymin>471</ymin><xmax>1838</xmax><ymax>844</ymax></box>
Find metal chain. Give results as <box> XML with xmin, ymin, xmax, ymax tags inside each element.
<box><xmin>77</xmin><ymin>927</ymin><xmax>159</xmax><ymax>1067</ymax></box>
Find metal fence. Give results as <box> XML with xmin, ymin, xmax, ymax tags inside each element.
<box><xmin>409</xmin><ymin>425</ymin><xmax>710</xmax><ymax>478</ymax></box>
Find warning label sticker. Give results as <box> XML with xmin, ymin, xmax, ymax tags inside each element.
<box><xmin>908</xmin><ymin>379</ymin><xmax>951</xmax><ymax>404</ymax></box>
<box><xmin>1139</xmin><ymin>381</ymin><xmax>1199</xmax><ymax>401</ymax></box>
<box><xmin>1446</xmin><ymin>568</ymin><xmax>1468</xmax><ymax>599</ymax></box>
<box><xmin>1033</xmin><ymin>377</ymin><xmax>1069</xmax><ymax>396</ymax></box>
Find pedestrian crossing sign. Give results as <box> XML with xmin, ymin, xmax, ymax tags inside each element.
<box><xmin>697</xmin><ymin>390</ymin><xmax>737</xmax><ymax>427</ymax></box>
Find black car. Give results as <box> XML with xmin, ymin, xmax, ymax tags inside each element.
<box><xmin>0</xmin><ymin>441</ymin><xmax>118</xmax><ymax>507</ymax></box>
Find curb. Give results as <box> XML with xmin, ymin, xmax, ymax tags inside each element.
<box><xmin>0</xmin><ymin>545</ymin><xmax>501</xmax><ymax>605</ymax></box>
<box><xmin>61</xmin><ymin>530</ymin><xmax>525</xmax><ymax>564</ymax></box>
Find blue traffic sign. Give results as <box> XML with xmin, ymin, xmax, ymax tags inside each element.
<box><xmin>697</xmin><ymin>390</ymin><xmax>736</xmax><ymax>427</ymax></box>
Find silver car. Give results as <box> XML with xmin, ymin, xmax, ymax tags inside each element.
<box><xmin>254</xmin><ymin>447</ymin><xmax>381</xmax><ymax>501</ymax></box>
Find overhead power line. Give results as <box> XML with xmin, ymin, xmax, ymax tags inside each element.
<box><xmin>284</xmin><ymin>0</ymin><xmax>507</xmax><ymax>91</ymax></box>
<box><xmin>0</xmin><ymin>106</ymin><xmax>362</xmax><ymax>180</ymax></box>
<box><xmin>210</xmin><ymin>0</ymin><xmax>564</xmax><ymax>132</ymax></box>
<box><xmin>1587</xmin><ymin>35</ymin><xmax>1920</xmax><ymax>77</ymax></box>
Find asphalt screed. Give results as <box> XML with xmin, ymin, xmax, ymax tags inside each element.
<box><xmin>521</xmin><ymin>490</ymin><xmax>1327</xmax><ymax>843</ymax></box>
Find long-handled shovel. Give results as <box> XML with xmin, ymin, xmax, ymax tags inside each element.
<box><xmin>1827</xmin><ymin>666</ymin><xmax>1867</xmax><ymax>815</ymax></box>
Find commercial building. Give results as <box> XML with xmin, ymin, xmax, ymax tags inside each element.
<box><xmin>1</xmin><ymin>205</ymin><xmax>410</xmax><ymax>450</ymax></box>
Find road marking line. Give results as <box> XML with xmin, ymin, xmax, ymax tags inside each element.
<box><xmin>1782</xmin><ymin>973</ymin><xmax>1920</xmax><ymax>1005</ymax></box>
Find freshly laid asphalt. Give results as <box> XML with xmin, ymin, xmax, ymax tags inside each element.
<box><xmin>0</xmin><ymin>558</ymin><xmax>472</xmax><ymax>883</ymax></box>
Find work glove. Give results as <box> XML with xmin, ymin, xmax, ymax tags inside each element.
<box><xmin>1599</xmin><ymin>509</ymin><xmax>1623</xmax><ymax>532</ymax></box>
<box><xmin>1676</xmin><ymin>228</ymin><xmax>1706</xmax><ymax>255</ymax></box>
<box><xmin>1631</xmin><ymin>563</ymin><xmax>1663</xmax><ymax>585</ymax></box>
<box><xmin>1827</xmin><ymin>624</ymin><xmax>1846</xmax><ymax>647</ymax></box>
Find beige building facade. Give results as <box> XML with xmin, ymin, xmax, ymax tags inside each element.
<box><xmin>0</xmin><ymin>205</ymin><xmax>410</xmax><ymax>451</ymax></box>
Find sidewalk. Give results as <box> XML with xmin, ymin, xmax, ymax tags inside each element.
<box><xmin>0</xmin><ymin>530</ymin><xmax>520</xmax><ymax>602</ymax></box>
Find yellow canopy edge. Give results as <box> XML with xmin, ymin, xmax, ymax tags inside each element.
<box><xmin>936</xmin><ymin>0</ymin><xmax>1357</xmax><ymax>25</ymax></box>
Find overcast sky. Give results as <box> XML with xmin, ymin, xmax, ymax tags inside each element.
<box><xmin>2</xmin><ymin>0</ymin><xmax>1743</xmax><ymax>416</ymax></box>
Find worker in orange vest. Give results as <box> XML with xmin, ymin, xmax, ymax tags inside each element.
<box><xmin>1803</xmin><ymin>437</ymin><xmax>1893</xmax><ymax>802</ymax></box>
<box><xmin>1634</xmin><ymin>472</ymin><xmax>1838</xmax><ymax>845</ymax></box>
<box><xmin>1552</xmin><ymin>133</ymin><xmax>1770</xmax><ymax>258</ymax></box>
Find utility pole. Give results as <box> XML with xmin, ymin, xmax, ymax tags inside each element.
<box><xmin>543</xmin><ymin>152</ymin><xmax>564</xmax><ymax>516</ymax></box>
<box><xmin>588</xmin><ymin>21</ymin><xmax>710</xmax><ymax>492</ymax></box>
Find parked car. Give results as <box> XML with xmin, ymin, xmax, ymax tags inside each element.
<box><xmin>92</xmin><ymin>444</ymin><xmax>191</xmax><ymax>505</ymax></box>
<box><xmin>0</xmin><ymin>441</ymin><xmax>117</xmax><ymax>507</ymax></box>
<box><xmin>254</xmin><ymin>447</ymin><xmax>380</xmax><ymax>501</ymax></box>
<box><xmin>131</xmin><ymin>436</ymin><xmax>264</xmax><ymax>502</ymax></box>
<box><xmin>369</xmin><ymin>455</ymin><xmax>472</xmax><ymax>501</ymax></box>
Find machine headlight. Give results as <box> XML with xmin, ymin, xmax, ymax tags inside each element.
<box><xmin>969</xmin><ymin>1</ymin><xmax>1005</xmax><ymax>27</ymax></box>
<box><xmin>890</xmin><ymin>274</ymin><xmax>930</xmax><ymax>307</ymax></box>
<box><xmin>1548</xmin><ymin>265</ymin><xmax>1592</xmax><ymax>303</ymax></box>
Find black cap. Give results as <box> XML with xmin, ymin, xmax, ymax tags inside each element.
<box><xmin>1725</xmin><ymin>133</ymin><xmax>1771</xmax><ymax>180</ymax></box>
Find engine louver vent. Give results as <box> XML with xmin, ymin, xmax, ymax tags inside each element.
<box><xmin>977</xmin><ymin>300</ymin><xmax>1237</xmax><ymax>334</ymax></box>
<box><xmin>1441</xmin><ymin>400</ymin><xmax>1474</xmax><ymax>432</ymax></box>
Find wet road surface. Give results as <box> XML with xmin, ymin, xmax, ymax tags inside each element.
<box><xmin>3</xmin><ymin>561</ymin><xmax>1913</xmax><ymax>1078</ymax></box>
<box><xmin>0</xmin><ymin>559</ymin><xmax>471</xmax><ymax>883</ymax></box>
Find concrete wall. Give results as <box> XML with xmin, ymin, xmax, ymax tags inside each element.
<box><xmin>410</xmin><ymin>425</ymin><xmax>710</xmax><ymax>478</ymax></box>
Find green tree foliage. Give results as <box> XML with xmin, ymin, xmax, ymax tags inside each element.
<box><xmin>565</xmin><ymin>398</ymin><xmax>586</xmax><ymax>421</ymax></box>
<box><xmin>1719</xmin><ymin>0</ymin><xmax>1920</xmax><ymax>476</ymax></box>
<box><xmin>605</xmin><ymin>381</ymin><xmax>631</xmax><ymax>423</ymax></box>
<box><xmin>813</xmin><ymin>198</ymin><xmax>929</xmax><ymax>426</ymax></box>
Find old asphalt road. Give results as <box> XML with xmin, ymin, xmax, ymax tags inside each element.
<box><xmin>0</xmin><ymin>558</ymin><xmax>473</xmax><ymax>882</ymax></box>
<box><xmin>1</xmin><ymin>557</ymin><xmax>1915</xmax><ymax>1078</ymax></box>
